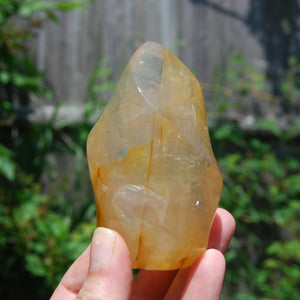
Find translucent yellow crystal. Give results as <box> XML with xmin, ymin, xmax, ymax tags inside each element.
<box><xmin>87</xmin><ymin>41</ymin><xmax>222</xmax><ymax>270</ymax></box>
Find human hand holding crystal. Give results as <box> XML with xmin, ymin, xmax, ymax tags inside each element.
<box><xmin>51</xmin><ymin>208</ymin><xmax>235</xmax><ymax>300</ymax></box>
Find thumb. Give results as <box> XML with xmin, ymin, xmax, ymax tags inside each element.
<box><xmin>76</xmin><ymin>227</ymin><xmax>132</xmax><ymax>300</ymax></box>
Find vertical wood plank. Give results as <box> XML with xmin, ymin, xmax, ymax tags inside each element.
<box><xmin>27</xmin><ymin>0</ymin><xmax>299</xmax><ymax>112</ymax></box>
<box><xmin>160</xmin><ymin>0</ymin><xmax>180</xmax><ymax>55</ymax></box>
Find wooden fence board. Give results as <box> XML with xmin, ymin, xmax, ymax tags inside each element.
<box><xmin>26</xmin><ymin>0</ymin><xmax>299</xmax><ymax>126</ymax></box>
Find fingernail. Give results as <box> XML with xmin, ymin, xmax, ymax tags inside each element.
<box><xmin>89</xmin><ymin>227</ymin><xmax>116</xmax><ymax>271</ymax></box>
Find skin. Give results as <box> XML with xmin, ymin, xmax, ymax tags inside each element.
<box><xmin>51</xmin><ymin>208</ymin><xmax>235</xmax><ymax>300</ymax></box>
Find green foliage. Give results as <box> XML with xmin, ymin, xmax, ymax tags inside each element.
<box><xmin>0</xmin><ymin>144</ymin><xmax>16</xmax><ymax>180</ymax></box>
<box><xmin>0</xmin><ymin>171</ymin><xmax>95</xmax><ymax>298</ymax></box>
<box><xmin>0</xmin><ymin>1</ymin><xmax>108</xmax><ymax>299</ymax></box>
<box><xmin>0</xmin><ymin>0</ymin><xmax>93</xmax><ymax>21</ymax></box>
<box><xmin>85</xmin><ymin>57</ymin><xmax>115</xmax><ymax>120</ymax></box>
<box><xmin>0</xmin><ymin>0</ymin><xmax>95</xmax><ymax>111</ymax></box>
<box><xmin>214</xmin><ymin>123</ymin><xmax>300</xmax><ymax>299</ymax></box>
<box><xmin>280</xmin><ymin>56</ymin><xmax>300</xmax><ymax>106</ymax></box>
<box><xmin>211</xmin><ymin>53</ymin><xmax>300</xmax><ymax>299</ymax></box>
<box><xmin>210</xmin><ymin>52</ymin><xmax>268</xmax><ymax>114</ymax></box>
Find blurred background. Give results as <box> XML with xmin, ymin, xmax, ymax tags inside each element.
<box><xmin>1</xmin><ymin>0</ymin><xmax>299</xmax><ymax>299</ymax></box>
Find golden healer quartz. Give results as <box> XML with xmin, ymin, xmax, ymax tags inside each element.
<box><xmin>87</xmin><ymin>41</ymin><xmax>222</xmax><ymax>270</ymax></box>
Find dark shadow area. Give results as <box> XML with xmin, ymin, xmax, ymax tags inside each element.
<box><xmin>246</xmin><ymin>0</ymin><xmax>300</xmax><ymax>96</ymax></box>
<box><xmin>191</xmin><ymin>0</ymin><xmax>300</xmax><ymax>100</ymax></box>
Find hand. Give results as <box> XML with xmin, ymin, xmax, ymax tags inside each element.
<box><xmin>51</xmin><ymin>208</ymin><xmax>235</xmax><ymax>300</ymax></box>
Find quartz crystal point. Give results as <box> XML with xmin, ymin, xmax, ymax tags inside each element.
<box><xmin>87</xmin><ymin>41</ymin><xmax>222</xmax><ymax>270</ymax></box>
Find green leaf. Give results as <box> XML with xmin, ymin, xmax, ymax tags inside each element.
<box><xmin>233</xmin><ymin>54</ymin><xmax>245</xmax><ymax>64</ymax></box>
<box><xmin>286</xmin><ymin>117</ymin><xmax>300</xmax><ymax>140</ymax></box>
<box><xmin>56</xmin><ymin>2</ymin><xmax>86</xmax><ymax>11</ymax></box>
<box><xmin>281</xmin><ymin>80</ymin><xmax>291</xmax><ymax>93</ymax></box>
<box><xmin>12</xmin><ymin>73</ymin><xmax>42</xmax><ymax>88</ymax></box>
<box><xmin>19</xmin><ymin>1</ymin><xmax>58</xmax><ymax>17</ymax></box>
<box><xmin>250</xmin><ymin>138</ymin><xmax>270</xmax><ymax>153</ymax></box>
<box><xmin>255</xmin><ymin>119</ymin><xmax>282</xmax><ymax>137</ymax></box>
<box><xmin>0</xmin><ymin>71</ymin><xmax>10</xmax><ymax>84</ymax></box>
<box><xmin>0</xmin><ymin>144</ymin><xmax>16</xmax><ymax>180</ymax></box>
<box><xmin>288</xmin><ymin>56</ymin><xmax>298</xmax><ymax>67</ymax></box>
<box><xmin>98</xmin><ymin>82</ymin><xmax>116</xmax><ymax>93</ymax></box>
<box><xmin>0</xmin><ymin>156</ymin><xmax>16</xmax><ymax>181</ymax></box>
<box><xmin>285</xmin><ymin>174</ymin><xmax>300</xmax><ymax>195</ymax></box>
<box><xmin>13</xmin><ymin>193</ymin><xmax>41</xmax><ymax>225</ymax></box>
<box><xmin>25</xmin><ymin>254</ymin><xmax>47</xmax><ymax>277</ymax></box>
<box><xmin>1</xmin><ymin>100</ymin><xmax>13</xmax><ymax>113</ymax></box>
<box><xmin>264</xmin><ymin>258</ymin><xmax>280</xmax><ymax>269</ymax></box>
<box><xmin>46</xmin><ymin>10</ymin><xmax>59</xmax><ymax>22</ymax></box>
<box><xmin>267</xmin><ymin>240</ymin><xmax>300</xmax><ymax>261</ymax></box>
<box><xmin>214</xmin><ymin>124</ymin><xmax>234</xmax><ymax>140</ymax></box>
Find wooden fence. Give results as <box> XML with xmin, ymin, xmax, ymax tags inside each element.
<box><xmin>27</xmin><ymin>0</ymin><xmax>300</xmax><ymax>128</ymax></box>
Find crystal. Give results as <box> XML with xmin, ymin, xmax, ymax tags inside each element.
<box><xmin>87</xmin><ymin>41</ymin><xmax>222</xmax><ymax>270</ymax></box>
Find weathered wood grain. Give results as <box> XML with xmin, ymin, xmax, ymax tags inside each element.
<box><xmin>27</xmin><ymin>0</ymin><xmax>299</xmax><ymax>125</ymax></box>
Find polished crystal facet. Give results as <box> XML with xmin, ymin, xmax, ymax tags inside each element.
<box><xmin>87</xmin><ymin>41</ymin><xmax>222</xmax><ymax>270</ymax></box>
